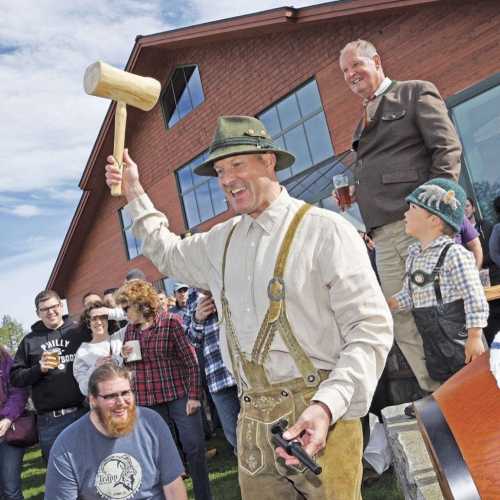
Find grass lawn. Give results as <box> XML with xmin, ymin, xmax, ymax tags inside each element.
<box><xmin>21</xmin><ymin>432</ymin><xmax>403</xmax><ymax>499</ymax></box>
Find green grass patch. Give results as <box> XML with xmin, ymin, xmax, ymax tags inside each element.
<box><xmin>22</xmin><ymin>432</ymin><xmax>403</xmax><ymax>499</ymax></box>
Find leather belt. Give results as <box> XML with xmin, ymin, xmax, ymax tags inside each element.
<box><xmin>39</xmin><ymin>406</ymin><xmax>80</xmax><ymax>418</ymax></box>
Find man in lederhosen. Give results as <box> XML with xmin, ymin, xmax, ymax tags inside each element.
<box><xmin>105</xmin><ymin>116</ymin><xmax>393</xmax><ymax>499</ymax></box>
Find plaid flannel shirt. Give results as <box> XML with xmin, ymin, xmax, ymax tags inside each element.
<box><xmin>124</xmin><ymin>310</ymin><xmax>201</xmax><ymax>406</ymax></box>
<box><xmin>185</xmin><ymin>290</ymin><xmax>236</xmax><ymax>394</ymax></box>
<box><xmin>393</xmin><ymin>235</ymin><xmax>489</xmax><ymax>329</ymax></box>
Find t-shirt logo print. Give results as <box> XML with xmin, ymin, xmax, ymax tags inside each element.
<box><xmin>95</xmin><ymin>453</ymin><xmax>142</xmax><ymax>499</ymax></box>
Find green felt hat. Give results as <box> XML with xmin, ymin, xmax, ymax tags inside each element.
<box><xmin>406</xmin><ymin>178</ymin><xmax>466</xmax><ymax>232</ymax></box>
<box><xmin>193</xmin><ymin>116</ymin><xmax>295</xmax><ymax>177</ymax></box>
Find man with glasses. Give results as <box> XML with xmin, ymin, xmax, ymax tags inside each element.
<box><xmin>45</xmin><ymin>364</ymin><xmax>187</xmax><ymax>500</ymax></box>
<box><xmin>116</xmin><ymin>279</ymin><xmax>212</xmax><ymax>500</ymax></box>
<box><xmin>10</xmin><ymin>290</ymin><xmax>89</xmax><ymax>463</ymax></box>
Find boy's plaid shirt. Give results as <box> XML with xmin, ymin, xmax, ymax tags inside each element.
<box><xmin>185</xmin><ymin>291</ymin><xmax>236</xmax><ymax>394</ymax></box>
<box><xmin>393</xmin><ymin>235</ymin><xmax>489</xmax><ymax>329</ymax></box>
<box><xmin>124</xmin><ymin>310</ymin><xmax>201</xmax><ymax>406</ymax></box>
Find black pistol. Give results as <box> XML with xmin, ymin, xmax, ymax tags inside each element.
<box><xmin>271</xmin><ymin>419</ymin><xmax>322</xmax><ymax>475</ymax></box>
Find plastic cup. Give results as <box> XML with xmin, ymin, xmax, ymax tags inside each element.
<box><xmin>125</xmin><ymin>340</ymin><xmax>142</xmax><ymax>362</ymax></box>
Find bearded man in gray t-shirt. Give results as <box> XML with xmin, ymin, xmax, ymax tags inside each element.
<box><xmin>45</xmin><ymin>364</ymin><xmax>186</xmax><ymax>500</ymax></box>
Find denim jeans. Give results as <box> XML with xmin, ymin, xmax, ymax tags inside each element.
<box><xmin>37</xmin><ymin>408</ymin><xmax>86</xmax><ymax>464</ymax></box>
<box><xmin>151</xmin><ymin>397</ymin><xmax>212</xmax><ymax>500</ymax></box>
<box><xmin>0</xmin><ymin>440</ymin><xmax>25</xmax><ymax>500</ymax></box>
<box><xmin>211</xmin><ymin>385</ymin><xmax>240</xmax><ymax>449</ymax></box>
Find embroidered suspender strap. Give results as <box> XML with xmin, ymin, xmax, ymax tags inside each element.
<box><xmin>252</xmin><ymin>203</ymin><xmax>311</xmax><ymax>358</ymax></box>
<box><xmin>251</xmin><ymin>203</ymin><xmax>321</xmax><ymax>387</ymax></box>
<box><xmin>220</xmin><ymin>223</ymin><xmax>246</xmax><ymax>389</ymax></box>
<box><xmin>433</xmin><ymin>243</ymin><xmax>454</xmax><ymax>308</ymax></box>
<box><xmin>220</xmin><ymin>204</ymin><xmax>320</xmax><ymax>389</ymax></box>
<box><xmin>408</xmin><ymin>242</ymin><xmax>454</xmax><ymax>308</ymax></box>
<box><xmin>221</xmin><ymin>224</ymin><xmax>271</xmax><ymax>389</ymax></box>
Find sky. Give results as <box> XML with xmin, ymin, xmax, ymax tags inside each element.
<box><xmin>0</xmin><ymin>0</ymin><xmax>333</xmax><ymax>330</ymax></box>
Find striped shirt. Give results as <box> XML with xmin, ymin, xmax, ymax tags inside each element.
<box><xmin>393</xmin><ymin>235</ymin><xmax>489</xmax><ymax>329</ymax></box>
<box><xmin>185</xmin><ymin>290</ymin><xmax>236</xmax><ymax>394</ymax></box>
<box><xmin>124</xmin><ymin>311</ymin><xmax>201</xmax><ymax>406</ymax></box>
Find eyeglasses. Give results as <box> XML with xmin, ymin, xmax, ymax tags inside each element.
<box><xmin>97</xmin><ymin>390</ymin><xmax>133</xmax><ymax>403</ymax></box>
<box><xmin>38</xmin><ymin>303</ymin><xmax>61</xmax><ymax>314</ymax></box>
<box><xmin>90</xmin><ymin>315</ymin><xmax>108</xmax><ymax>323</ymax></box>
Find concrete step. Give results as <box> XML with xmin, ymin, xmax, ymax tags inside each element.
<box><xmin>381</xmin><ymin>403</ymin><xmax>444</xmax><ymax>500</ymax></box>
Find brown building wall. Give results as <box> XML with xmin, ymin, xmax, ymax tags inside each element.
<box><xmin>63</xmin><ymin>0</ymin><xmax>500</xmax><ymax>315</ymax></box>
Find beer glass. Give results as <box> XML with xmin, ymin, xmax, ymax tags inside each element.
<box><xmin>333</xmin><ymin>174</ymin><xmax>351</xmax><ymax>210</ymax></box>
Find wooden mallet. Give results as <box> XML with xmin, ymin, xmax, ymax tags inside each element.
<box><xmin>84</xmin><ymin>61</ymin><xmax>161</xmax><ymax>196</ymax></box>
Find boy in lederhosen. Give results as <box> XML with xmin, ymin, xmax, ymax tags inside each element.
<box><xmin>388</xmin><ymin>178</ymin><xmax>489</xmax><ymax>384</ymax></box>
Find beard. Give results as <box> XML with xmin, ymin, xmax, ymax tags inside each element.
<box><xmin>95</xmin><ymin>402</ymin><xmax>137</xmax><ymax>438</ymax></box>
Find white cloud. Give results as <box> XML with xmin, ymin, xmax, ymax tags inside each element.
<box><xmin>7</xmin><ymin>204</ymin><xmax>42</xmax><ymax>217</ymax></box>
<box><xmin>46</xmin><ymin>188</ymin><xmax>83</xmax><ymax>203</ymax></box>
<box><xmin>0</xmin><ymin>0</ymin><xmax>329</xmax><ymax>330</ymax></box>
<box><xmin>0</xmin><ymin>0</ymin><xmax>168</xmax><ymax>196</ymax></box>
<box><xmin>187</xmin><ymin>0</ymin><xmax>333</xmax><ymax>23</ymax></box>
<box><xmin>0</xmin><ymin>238</ymin><xmax>62</xmax><ymax>329</ymax></box>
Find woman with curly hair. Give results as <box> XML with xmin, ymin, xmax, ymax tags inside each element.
<box><xmin>73</xmin><ymin>301</ymin><xmax>123</xmax><ymax>396</ymax></box>
<box><xmin>116</xmin><ymin>279</ymin><xmax>212</xmax><ymax>500</ymax></box>
<box><xmin>0</xmin><ymin>344</ymin><xmax>28</xmax><ymax>500</ymax></box>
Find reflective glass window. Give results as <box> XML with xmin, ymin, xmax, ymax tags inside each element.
<box><xmin>119</xmin><ymin>207</ymin><xmax>142</xmax><ymax>260</ymax></box>
<box><xmin>176</xmin><ymin>152</ymin><xmax>228</xmax><ymax>228</ymax></box>
<box><xmin>161</xmin><ymin>65</ymin><xmax>205</xmax><ymax>128</ymax></box>
<box><xmin>451</xmin><ymin>83</ymin><xmax>500</xmax><ymax>223</ymax></box>
<box><xmin>257</xmin><ymin>79</ymin><xmax>334</xmax><ymax>181</ymax></box>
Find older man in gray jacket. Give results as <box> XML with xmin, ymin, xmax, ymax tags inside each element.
<box><xmin>339</xmin><ymin>39</ymin><xmax>462</xmax><ymax>394</ymax></box>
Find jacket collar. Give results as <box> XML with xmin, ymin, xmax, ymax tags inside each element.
<box><xmin>353</xmin><ymin>79</ymin><xmax>397</xmax><ymax>146</ymax></box>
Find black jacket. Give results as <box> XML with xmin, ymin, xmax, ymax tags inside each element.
<box><xmin>10</xmin><ymin>316</ymin><xmax>90</xmax><ymax>412</ymax></box>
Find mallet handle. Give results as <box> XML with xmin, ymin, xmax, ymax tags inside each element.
<box><xmin>111</xmin><ymin>101</ymin><xmax>127</xmax><ymax>197</ymax></box>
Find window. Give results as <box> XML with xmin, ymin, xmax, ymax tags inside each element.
<box><xmin>119</xmin><ymin>207</ymin><xmax>141</xmax><ymax>260</ymax></box>
<box><xmin>448</xmin><ymin>74</ymin><xmax>500</xmax><ymax>224</ymax></box>
<box><xmin>283</xmin><ymin>149</ymin><xmax>366</xmax><ymax>231</ymax></box>
<box><xmin>161</xmin><ymin>65</ymin><xmax>205</xmax><ymax>128</ymax></box>
<box><xmin>176</xmin><ymin>152</ymin><xmax>228</xmax><ymax>228</ymax></box>
<box><xmin>258</xmin><ymin>80</ymin><xmax>334</xmax><ymax>182</ymax></box>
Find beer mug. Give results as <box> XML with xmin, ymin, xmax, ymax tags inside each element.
<box><xmin>333</xmin><ymin>174</ymin><xmax>352</xmax><ymax>211</ymax></box>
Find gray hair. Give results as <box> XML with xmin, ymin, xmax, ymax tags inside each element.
<box><xmin>340</xmin><ymin>39</ymin><xmax>378</xmax><ymax>59</ymax></box>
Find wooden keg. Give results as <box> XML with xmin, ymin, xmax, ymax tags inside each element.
<box><xmin>414</xmin><ymin>353</ymin><xmax>500</xmax><ymax>499</ymax></box>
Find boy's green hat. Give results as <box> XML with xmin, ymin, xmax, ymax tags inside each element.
<box><xmin>406</xmin><ymin>178</ymin><xmax>466</xmax><ymax>232</ymax></box>
<box><xmin>193</xmin><ymin>116</ymin><xmax>295</xmax><ymax>177</ymax></box>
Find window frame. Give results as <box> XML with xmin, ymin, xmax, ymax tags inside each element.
<box><xmin>257</xmin><ymin>78</ymin><xmax>334</xmax><ymax>181</ymax></box>
<box><xmin>446</xmin><ymin>72</ymin><xmax>500</xmax><ymax>224</ymax></box>
<box><xmin>118</xmin><ymin>207</ymin><xmax>142</xmax><ymax>260</ymax></box>
<box><xmin>175</xmin><ymin>151</ymin><xmax>228</xmax><ymax>229</ymax></box>
<box><xmin>160</xmin><ymin>64</ymin><xmax>205</xmax><ymax>129</ymax></box>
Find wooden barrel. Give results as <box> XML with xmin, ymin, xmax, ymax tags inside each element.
<box><xmin>414</xmin><ymin>353</ymin><xmax>500</xmax><ymax>499</ymax></box>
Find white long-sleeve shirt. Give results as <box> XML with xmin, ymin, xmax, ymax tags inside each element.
<box><xmin>73</xmin><ymin>336</ymin><xmax>124</xmax><ymax>396</ymax></box>
<box><xmin>126</xmin><ymin>188</ymin><xmax>393</xmax><ymax>423</ymax></box>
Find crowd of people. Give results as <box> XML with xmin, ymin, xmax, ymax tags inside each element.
<box><xmin>0</xmin><ymin>38</ymin><xmax>498</xmax><ymax>500</ymax></box>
